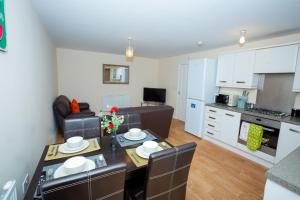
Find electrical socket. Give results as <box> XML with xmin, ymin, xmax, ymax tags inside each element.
<box><xmin>22</xmin><ymin>173</ymin><xmax>29</xmax><ymax>194</ymax></box>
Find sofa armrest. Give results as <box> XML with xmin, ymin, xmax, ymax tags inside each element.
<box><xmin>78</xmin><ymin>102</ymin><xmax>90</xmax><ymax>111</ymax></box>
<box><xmin>63</xmin><ymin>116</ymin><xmax>100</xmax><ymax>140</ymax></box>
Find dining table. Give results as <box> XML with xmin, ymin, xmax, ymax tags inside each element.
<box><xmin>24</xmin><ymin>130</ymin><xmax>171</xmax><ymax>200</ymax></box>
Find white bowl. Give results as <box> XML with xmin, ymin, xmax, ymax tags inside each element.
<box><xmin>67</xmin><ymin>136</ymin><xmax>83</xmax><ymax>149</ymax></box>
<box><xmin>143</xmin><ymin>141</ymin><xmax>158</xmax><ymax>154</ymax></box>
<box><xmin>129</xmin><ymin>128</ymin><xmax>142</xmax><ymax>138</ymax></box>
<box><xmin>63</xmin><ymin>156</ymin><xmax>87</xmax><ymax>175</ymax></box>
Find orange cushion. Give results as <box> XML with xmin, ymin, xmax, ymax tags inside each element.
<box><xmin>70</xmin><ymin>99</ymin><xmax>80</xmax><ymax>113</ymax></box>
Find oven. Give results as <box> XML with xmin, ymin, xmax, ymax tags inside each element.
<box><xmin>238</xmin><ymin>114</ymin><xmax>280</xmax><ymax>157</ymax></box>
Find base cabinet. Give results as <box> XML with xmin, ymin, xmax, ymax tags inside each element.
<box><xmin>264</xmin><ymin>180</ymin><xmax>300</xmax><ymax>200</ymax></box>
<box><xmin>204</xmin><ymin>106</ymin><xmax>241</xmax><ymax>146</ymax></box>
<box><xmin>275</xmin><ymin>122</ymin><xmax>300</xmax><ymax>163</ymax></box>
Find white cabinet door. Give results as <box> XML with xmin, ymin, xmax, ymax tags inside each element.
<box><xmin>216</xmin><ymin>54</ymin><xmax>235</xmax><ymax>87</ymax></box>
<box><xmin>293</xmin><ymin>54</ymin><xmax>300</xmax><ymax>92</ymax></box>
<box><xmin>233</xmin><ymin>51</ymin><xmax>258</xmax><ymax>88</ymax></box>
<box><xmin>220</xmin><ymin>110</ymin><xmax>241</xmax><ymax>146</ymax></box>
<box><xmin>254</xmin><ymin>44</ymin><xmax>299</xmax><ymax>73</ymax></box>
<box><xmin>275</xmin><ymin>123</ymin><xmax>300</xmax><ymax>163</ymax></box>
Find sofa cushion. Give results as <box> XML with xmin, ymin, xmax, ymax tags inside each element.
<box><xmin>67</xmin><ymin>111</ymin><xmax>95</xmax><ymax>119</ymax></box>
<box><xmin>71</xmin><ymin>99</ymin><xmax>80</xmax><ymax>113</ymax></box>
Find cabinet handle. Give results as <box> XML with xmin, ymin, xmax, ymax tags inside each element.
<box><xmin>225</xmin><ymin>113</ymin><xmax>234</xmax><ymax>117</ymax></box>
<box><xmin>236</xmin><ymin>81</ymin><xmax>246</xmax><ymax>83</ymax></box>
<box><xmin>209</xmin><ymin>109</ymin><xmax>216</xmax><ymax>113</ymax></box>
<box><xmin>289</xmin><ymin>128</ymin><xmax>300</xmax><ymax>134</ymax></box>
<box><xmin>209</xmin><ymin>116</ymin><xmax>216</xmax><ymax>120</ymax></box>
<box><xmin>219</xmin><ymin>81</ymin><xmax>227</xmax><ymax>83</ymax></box>
<box><xmin>208</xmin><ymin>124</ymin><xmax>215</xmax><ymax>128</ymax></box>
<box><xmin>207</xmin><ymin>131</ymin><xmax>214</xmax><ymax>135</ymax></box>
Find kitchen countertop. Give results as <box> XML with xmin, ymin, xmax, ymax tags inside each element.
<box><xmin>266</xmin><ymin>147</ymin><xmax>300</xmax><ymax>195</ymax></box>
<box><xmin>206</xmin><ymin>103</ymin><xmax>300</xmax><ymax>126</ymax></box>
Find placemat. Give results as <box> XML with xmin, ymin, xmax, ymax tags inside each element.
<box><xmin>44</xmin><ymin>138</ymin><xmax>100</xmax><ymax>161</ymax></box>
<box><xmin>116</xmin><ymin>130</ymin><xmax>157</xmax><ymax>147</ymax></box>
<box><xmin>126</xmin><ymin>142</ymin><xmax>172</xmax><ymax>167</ymax></box>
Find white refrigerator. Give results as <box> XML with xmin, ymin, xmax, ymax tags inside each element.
<box><xmin>184</xmin><ymin>59</ymin><xmax>218</xmax><ymax>138</ymax></box>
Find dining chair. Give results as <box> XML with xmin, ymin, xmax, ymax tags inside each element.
<box><xmin>127</xmin><ymin>142</ymin><xmax>197</xmax><ymax>200</ymax></box>
<box><xmin>41</xmin><ymin>162</ymin><xmax>127</xmax><ymax>200</ymax></box>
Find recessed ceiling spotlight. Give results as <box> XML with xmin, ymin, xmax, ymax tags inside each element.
<box><xmin>239</xmin><ymin>30</ymin><xmax>247</xmax><ymax>45</ymax></box>
<box><xmin>197</xmin><ymin>41</ymin><xmax>203</xmax><ymax>46</ymax></box>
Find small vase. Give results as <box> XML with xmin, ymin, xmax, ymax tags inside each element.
<box><xmin>111</xmin><ymin>130</ymin><xmax>117</xmax><ymax>151</ymax></box>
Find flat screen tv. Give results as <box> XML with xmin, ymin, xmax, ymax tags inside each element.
<box><xmin>143</xmin><ymin>87</ymin><xmax>166</xmax><ymax>103</ymax></box>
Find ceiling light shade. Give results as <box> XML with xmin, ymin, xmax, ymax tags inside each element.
<box><xmin>125</xmin><ymin>37</ymin><xmax>134</xmax><ymax>59</ymax></box>
<box><xmin>239</xmin><ymin>30</ymin><xmax>247</xmax><ymax>44</ymax></box>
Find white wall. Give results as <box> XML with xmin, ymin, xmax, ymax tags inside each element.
<box><xmin>57</xmin><ymin>48</ymin><xmax>159</xmax><ymax>112</ymax></box>
<box><xmin>159</xmin><ymin>32</ymin><xmax>300</xmax><ymax>111</ymax></box>
<box><xmin>0</xmin><ymin>1</ymin><xmax>57</xmax><ymax>198</ymax></box>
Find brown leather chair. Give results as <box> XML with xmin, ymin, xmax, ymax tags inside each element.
<box><xmin>127</xmin><ymin>142</ymin><xmax>197</xmax><ymax>200</ymax></box>
<box><xmin>53</xmin><ymin>95</ymin><xmax>100</xmax><ymax>140</ymax></box>
<box><xmin>118</xmin><ymin>106</ymin><xmax>174</xmax><ymax>139</ymax></box>
<box><xmin>41</xmin><ymin>162</ymin><xmax>126</xmax><ymax>200</ymax></box>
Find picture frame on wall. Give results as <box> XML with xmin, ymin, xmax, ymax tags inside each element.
<box><xmin>0</xmin><ymin>0</ymin><xmax>7</xmax><ymax>52</ymax></box>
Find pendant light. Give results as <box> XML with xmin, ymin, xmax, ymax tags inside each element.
<box><xmin>239</xmin><ymin>30</ymin><xmax>247</xmax><ymax>45</ymax></box>
<box><xmin>125</xmin><ymin>37</ymin><xmax>134</xmax><ymax>59</ymax></box>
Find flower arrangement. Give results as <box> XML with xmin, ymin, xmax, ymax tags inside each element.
<box><xmin>99</xmin><ymin>106</ymin><xmax>124</xmax><ymax>134</ymax></box>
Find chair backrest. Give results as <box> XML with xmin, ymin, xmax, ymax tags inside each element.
<box><xmin>117</xmin><ymin>113</ymin><xmax>142</xmax><ymax>134</ymax></box>
<box><xmin>42</xmin><ymin>162</ymin><xmax>127</xmax><ymax>200</ymax></box>
<box><xmin>145</xmin><ymin>142</ymin><xmax>196</xmax><ymax>200</ymax></box>
<box><xmin>53</xmin><ymin>95</ymin><xmax>71</xmax><ymax>130</ymax></box>
<box><xmin>64</xmin><ymin>117</ymin><xmax>101</xmax><ymax>140</ymax></box>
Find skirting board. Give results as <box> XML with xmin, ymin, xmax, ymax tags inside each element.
<box><xmin>204</xmin><ymin>135</ymin><xmax>273</xmax><ymax>168</ymax></box>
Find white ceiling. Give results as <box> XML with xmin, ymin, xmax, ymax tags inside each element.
<box><xmin>31</xmin><ymin>0</ymin><xmax>300</xmax><ymax>58</ymax></box>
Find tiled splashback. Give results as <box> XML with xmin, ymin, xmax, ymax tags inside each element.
<box><xmin>219</xmin><ymin>88</ymin><xmax>258</xmax><ymax>104</ymax></box>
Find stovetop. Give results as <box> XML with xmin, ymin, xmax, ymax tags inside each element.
<box><xmin>245</xmin><ymin>108</ymin><xmax>289</xmax><ymax>118</ymax></box>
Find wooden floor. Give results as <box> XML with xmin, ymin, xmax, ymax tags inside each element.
<box><xmin>56</xmin><ymin>119</ymin><xmax>267</xmax><ymax>199</ymax></box>
<box><xmin>167</xmin><ymin>119</ymin><xmax>267</xmax><ymax>200</ymax></box>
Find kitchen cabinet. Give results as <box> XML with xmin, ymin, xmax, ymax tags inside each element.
<box><xmin>221</xmin><ymin>110</ymin><xmax>241</xmax><ymax>146</ymax></box>
<box><xmin>293</xmin><ymin>51</ymin><xmax>300</xmax><ymax>92</ymax></box>
<box><xmin>216</xmin><ymin>51</ymin><xmax>258</xmax><ymax>88</ymax></box>
<box><xmin>233</xmin><ymin>51</ymin><xmax>258</xmax><ymax>88</ymax></box>
<box><xmin>275</xmin><ymin>122</ymin><xmax>300</xmax><ymax>163</ymax></box>
<box><xmin>254</xmin><ymin>44</ymin><xmax>299</xmax><ymax>73</ymax></box>
<box><xmin>204</xmin><ymin>106</ymin><xmax>241</xmax><ymax>146</ymax></box>
<box><xmin>216</xmin><ymin>54</ymin><xmax>235</xmax><ymax>87</ymax></box>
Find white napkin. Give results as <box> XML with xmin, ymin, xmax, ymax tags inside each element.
<box><xmin>239</xmin><ymin>122</ymin><xmax>250</xmax><ymax>141</ymax></box>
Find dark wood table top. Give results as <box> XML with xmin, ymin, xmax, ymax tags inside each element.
<box><xmin>24</xmin><ymin>130</ymin><xmax>168</xmax><ymax>200</ymax></box>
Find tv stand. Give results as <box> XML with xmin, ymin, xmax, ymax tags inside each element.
<box><xmin>141</xmin><ymin>101</ymin><xmax>165</xmax><ymax>107</ymax></box>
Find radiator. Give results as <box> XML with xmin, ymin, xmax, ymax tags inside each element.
<box><xmin>102</xmin><ymin>95</ymin><xmax>130</xmax><ymax>110</ymax></box>
<box><xmin>0</xmin><ymin>180</ymin><xmax>17</xmax><ymax>200</ymax></box>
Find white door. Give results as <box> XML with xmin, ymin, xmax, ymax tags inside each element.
<box><xmin>175</xmin><ymin>64</ymin><xmax>188</xmax><ymax>121</ymax></box>
<box><xmin>220</xmin><ymin>110</ymin><xmax>241</xmax><ymax>146</ymax></box>
<box><xmin>187</xmin><ymin>60</ymin><xmax>205</xmax><ymax>100</ymax></box>
<box><xmin>185</xmin><ymin>99</ymin><xmax>205</xmax><ymax>137</ymax></box>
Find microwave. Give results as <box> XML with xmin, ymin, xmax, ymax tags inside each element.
<box><xmin>215</xmin><ymin>94</ymin><xmax>239</xmax><ymax>107</ymax></box>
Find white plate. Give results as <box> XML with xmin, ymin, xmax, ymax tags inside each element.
<box><xmin>54</xmin><ymin>159</ymin><xmax>96</xmax><ymax>179</ymax></box>
<box><xmin>58</xmin><ymin>140</ymin><xmax>89</xmax><ymax>154</ymax></box>
<box><xmin>123</xmin><ymin>131</ymin><xmax>147</xmax><ymax>141</ymax></box>
<box><xmin>135</xmin><ymin>145</ymin><xmax>163</xmax><ymax>159</ymax></box>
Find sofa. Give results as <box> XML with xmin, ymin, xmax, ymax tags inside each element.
<box><xmin>116</xmin><ymin>105</ymin><xmax>174</xmax><ymax>139</ymax></box>
<box><xmin>53</xmin><ymin>95</ymin><xmax>100</xmax><ymax>140</ymax></box>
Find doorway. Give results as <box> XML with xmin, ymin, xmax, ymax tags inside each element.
<box><xmin>175</xmin><ymin>64</ymin><xmax>188</xmax><ymax>121</ymax></box>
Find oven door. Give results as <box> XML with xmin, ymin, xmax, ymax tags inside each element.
<box><xmin>237</xmin><ymin>114</ymin><xmax>280</xmax><ymax>158</ymax></box>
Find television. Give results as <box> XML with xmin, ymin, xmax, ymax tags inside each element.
<box><xmin>143</xmin><ymin>87</ymin><xmax>166</xmax><ymax>103</ymax></box>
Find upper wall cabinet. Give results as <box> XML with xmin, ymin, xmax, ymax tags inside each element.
<box><xmin>254</xmin><ymin>44</ymin><xmax>299</xmax><ymax>73</ymax></box>
<box><xmin>293</xmin><ymin>51</ymin><xmax>300</xmax><ymax>92</ymax></box>
<box><xmin>216</xmin><ymin>50</ymin><xmax>258</xmax><ymax>88</ymax></box>
<box><xmin>216</xmin><ymin>54</ymin><xmax>235</xmax><ymax>87</ymax></box>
